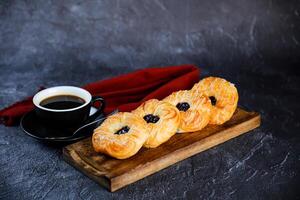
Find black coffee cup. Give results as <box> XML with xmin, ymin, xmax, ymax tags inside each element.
<box><xmin>33</xmin><ymin>86</ymin><xmax>105</xmax><ymax>127</ymax></box>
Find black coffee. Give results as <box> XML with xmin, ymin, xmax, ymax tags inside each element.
<box><xmin>40</xmin><ymin>95</ymin><xmax>85</xmax><ymax>110</ymax></box>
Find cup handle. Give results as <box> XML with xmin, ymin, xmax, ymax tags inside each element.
<box><xmin>88</xmin><ymin>96</ymin><xmax>106</xmax><ymax>120</ymax></box>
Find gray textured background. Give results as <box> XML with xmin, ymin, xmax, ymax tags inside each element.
<box><xmin>0</xmin><ymin>0</ymin><xmax>299</xmax><ymax>199</ymax></box>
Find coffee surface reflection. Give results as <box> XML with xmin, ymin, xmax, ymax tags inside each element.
<box><xmin>40</xmin><ymin>95</ymin><xmax>85</xmax><ymax>110</ymax></box>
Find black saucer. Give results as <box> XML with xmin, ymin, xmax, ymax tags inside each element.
<box><xmin>20</xmin><ymin>107</ymin><xmax>99</xmax><ymax>143</ymax></box>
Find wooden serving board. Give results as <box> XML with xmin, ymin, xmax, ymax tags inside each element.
<box><xmin>63</xmin><ymin>108</ymin><xmax>261</xmax><ymax>192</ymax></box>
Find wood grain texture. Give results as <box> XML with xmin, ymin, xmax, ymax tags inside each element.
<box><xmin>63</xmin><ymin>108</ymin><xmax>261</xmax><ymax>192</ymax></box>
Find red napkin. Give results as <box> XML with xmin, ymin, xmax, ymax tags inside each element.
<box><xmin>0</xmin><ymin>65</ymin><xmax>200</xmax><ymax>126</ymax></box>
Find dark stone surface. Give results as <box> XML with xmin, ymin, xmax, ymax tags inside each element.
<box><xmin>0</xmin><ymin>0</ymin><xmax>299</xmax><ymax>199</ymax></box>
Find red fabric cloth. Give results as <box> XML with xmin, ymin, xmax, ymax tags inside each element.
<box><xmin>0</xmin><ymin>65</ymin><xmax>200</xmax><ymax>126</ymax></box>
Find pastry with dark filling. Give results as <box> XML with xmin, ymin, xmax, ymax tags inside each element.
<box><xmin>92</xmin><ymin>112</ymin><xmax>149</xmax><ymax>159</ymax></box>
<box><xmin>163</xmin><ymin>90</ymin><xmax>212</xmax><ymax>132</ymax></box>
<box><xmin>132</xmin><ymin>99</ymin><xmax>180</xmax><ymax>148</ymax></box>
<box><xmin>192</xmin><ymin>77</ymin><xmax>238</xmax><ymax>125</ymax></box>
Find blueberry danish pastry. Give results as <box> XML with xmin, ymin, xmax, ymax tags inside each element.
<box><xmin>92</xmin><ymin>112</ymin><xmax>149</xmax><ymax>159</ymax></box>
<box><xmin>163</xmin><ymin>90</ymin><xmax>212</xmax><ymax>132</ymax></box>
<box><xmin>192</xmin><ymin>77</ymin><xmax>238</xmax><ymax>125</ymax></box>
<box><xmin>132</xmin><ymin>99</ymin><xmax>180</xmax><ymax>148</ymax></box>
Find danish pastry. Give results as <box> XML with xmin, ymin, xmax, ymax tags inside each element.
<box><xmin>92</xmin><ymin>112</ymin><xmax>149</xmax><ymax>159</ymax></box>
<box><xmin>132</xmin><ymin>99</ymin><xmax>180</xmax><ymax>148</ymax></box>
<box><xmin>192</xmin><ymin>77</ymin><xmax>238</xmax><ymax>125</ymax></box>
<box><xmin>163</xmin><ymin>90</ymin><xmax>212</xmax><ymax>133</ymax></box>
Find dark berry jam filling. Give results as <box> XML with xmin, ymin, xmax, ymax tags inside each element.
<box><xmin>209</xmin><ymin>96</ymin><xmax>217</xmax><ymax>106</ymax></box>
<box><xmin>176</xmin><ymin>102</ymin><xmax>190</xmax><ymax>111</ymax></box>
<box><xmin>143</xmin><ymin>114</ymin><xmax>160</xmax><ymax>123</ymax></box>
<box><xmin>114</xmin><ymin>126</ymin><xmax>130</xmax><ymax>135</ymax></box>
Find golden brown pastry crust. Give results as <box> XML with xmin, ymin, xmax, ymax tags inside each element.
<box><xmin>131</xmin><ymin>99</ymin><xmax>180</xmax><ymax>148</ymax></box>
<box><xmin>163</xmin><ymin>90</ymin><xmax>212</xmax><ymax>132</ymax></box>
<box><xmin>92</xmin><ymin>112</ymin><xmax>149</xmax><ymax>159</ymax></box>
<box><xmin>192</xmin><ymin>77</ymin><xmax>238</xmax><ymax>125</ymax></box>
